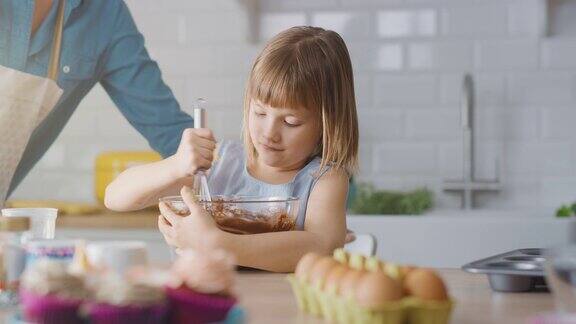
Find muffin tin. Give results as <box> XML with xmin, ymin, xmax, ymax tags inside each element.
<box><xmin>461</xmin><ymin>248</ymin><xmax>548</xmax><ymax>292</ymax></box>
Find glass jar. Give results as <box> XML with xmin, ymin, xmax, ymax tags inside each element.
<box><xmin>0</xmin><ymin>216</ymin><xmax>30</xmax><ymax>307</ymax></box>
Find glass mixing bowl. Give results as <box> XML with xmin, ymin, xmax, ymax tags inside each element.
<box><xmin>159</xmin><ymin>195</ymin><xmax>299</xmax><ymax>234</ymax></box>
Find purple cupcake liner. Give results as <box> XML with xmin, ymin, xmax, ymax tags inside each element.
<box><xmin>20</xmin><ymin>289</ymin><xmax>84</xmax><ymax>324</ymax></box>
<box><xmin>166</xmin><ymin>287</ymin><xmax>236</xmax><ymax>324</ymax></box>
<box><xmin>87</xmin><ymin>302</ymin><xmax>169</xmax><ymax>324</ymax></box>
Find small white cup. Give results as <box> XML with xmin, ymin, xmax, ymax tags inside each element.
<box><xmin>86</xmin><ymin>241</ymin><xmax>148</xmax><ymax>275</ymax></box>
<box><xmin>1</xmin><ymin>208</ymin><xmax>58</xmax><ymax>239</ymax></box>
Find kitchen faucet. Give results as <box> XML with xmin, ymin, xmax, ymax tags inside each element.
<box><xmin>443</xmin><ymin>73</ymin><xmax>501</xmax><ymax>209</ymax></box>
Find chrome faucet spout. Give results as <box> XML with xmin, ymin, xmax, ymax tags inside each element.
<box><xmin>462</xmin><ymin>73</ymin><xmax>475</xmax><ymax>182</ymax></box>
<box><xmin>443</xmin><ymin>73</ymin><xmax>501</xmax><ymax>209</ymax></box>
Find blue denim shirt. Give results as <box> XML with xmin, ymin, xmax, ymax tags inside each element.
<box><xmin>0</xmin><ymin>0</ymin><xmax>193</xmax><ymax>195</ymax></box>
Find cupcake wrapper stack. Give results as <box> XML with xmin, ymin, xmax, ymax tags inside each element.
<box><xmin>20</xmin><ymin>289</ymin><xmax>84</xmax><ymax>324</ymax></box>
<box><xmin>287</xmin><ymin>250</ymin><xmax>454</xmax><ymax>324</ymax></box>
<box><xmin>87</xmin><ymin>302</ymin><xmax>169</xmax><ymax>324</ymax></box>
<box><xmin>166</xmin><ymin>286</ymin><xmax>237</xmax><ymax>324</ymax></box>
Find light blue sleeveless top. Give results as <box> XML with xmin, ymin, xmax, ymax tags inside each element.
<box><xmin>207</xmin><ymin>140</ymin><xmax>329</xmax><ymax>230</ymax></box>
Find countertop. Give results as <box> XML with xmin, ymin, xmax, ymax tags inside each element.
<box><xmin>236</xmin><ymin>268</ymin><xmax>553</xmax><ymax>324</ymax></box>
<box><xmin>0</xmin><ymin>269</ymin><xmax>554</xmax><ymax>323</ymax></box>
<box><xmin>56</xmin><ymin>209</ymin><xmax>159</xmax><ymax>229</ymax></box>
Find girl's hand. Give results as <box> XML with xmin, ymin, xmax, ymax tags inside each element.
<box><xmin>158</xmin><ymin>186</ymin><xmax>223</xmax><ymax>250</ymax></box>
<box><xmin>169</xmin><ymin>128</ymin><xmax>216</xmax><ymax>179</ymax></box>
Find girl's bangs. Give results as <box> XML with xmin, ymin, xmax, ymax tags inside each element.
<box><xmin>248</xmin><ymin>63</ymin><xmax>318</xmax><ymax>112</ymax></box>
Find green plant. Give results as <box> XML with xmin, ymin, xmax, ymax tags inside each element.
<box><xmin>556</xmin><ymin>202</ymin><xmax>576</xmax><ymax>218</ymax></box>
<box><xmin>350</xmin><ymin>184</ymin><xmax>433</xmax><ymax>215</ymax></box>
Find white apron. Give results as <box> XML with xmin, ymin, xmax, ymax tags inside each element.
<box><xmin>0</xmin><ymin>0</ymin><xmax>66</xmax><ymax>205</ymax></box>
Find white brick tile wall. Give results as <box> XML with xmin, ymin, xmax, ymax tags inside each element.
<box><xmin>405</xmin><ymin>109</ymin><xmax>460</xmax><ymax>140</ymax></box>
<box><xmin>185</xmin><ymin>12</ymin><xmax>249</xmax><ymax>43</ymax></box>
<box><xmin>260</xmin><ymin>13</ymin><xmax>307</xmax><ymax>40</ymax></box>
<box><xmin>542</xmin><ymin>107</ymin><xmax>576</xmax><ymax>140</ymax></box>
<box><xmin>149</xmin><ymin>47</ymin><xmax>216</xmax><ymax>76</ymax></box>
<box><xmin>11</xmin><ymin>0</ymin><xmax>576</xmax><ymax>211</ymax></box>
<box><xmin>377</xmin><ymin>44</ymin><xmax>404</xmax><ymax>71</ymax></box>
<box><xmin>438</xmin><ymin>141</ymin><xmax>463</xmax><ymax>179</ymax></box>
<box><xmin>341</xmin><ymin>0</ymin><xmax>402</xmax><ymax>8</ymax></box>
<box><xmin>358</xmin><ymin>110</ymin><xmax>405</xmax><ymax>141</ymax></box>
<box><xmin>440</xmin><ymin>74</ymin><xmax>506</xmax><ymax>106</ymax></box>
<box><xmin>504</xmin><ymin>142</ymin><xmax>574</xmax><ymax>177</ymax></box>
<box><xmin>374</xmin><ymin>143</ymin><xmax>437</xmax><ymax>174</ymax></box>
<box><xmin>128</xmin><ymin>10</ymin><xmax>185</xmax><ymax>44</ymax></box>
<box><xmin>441</xmin><ymin>5</ymin><xmax>507</xmax><ymax>37</ymax></box>
<box><xmin>541</xmin><ymin>177</ymin><xmax>576</xmax><ymax>207</ymax></box>
<box><xmin>507</xmin><ymin>73</ymin><xmax>574</xmax><ymax>105</ymax></box>
<box><xmin>260</xmin><ymin>0</ymin><xmax>338</xmax><ymax>11</ymax></box>
<box><xmin>476</xmin><ymin>40</ymin><xmax>539</xmax><ymax>70</ymax></box>
<box><xmin>374</xmin><ymin>75</ymin><xmax>438</xmax><ymax>105</ymax></box>
<box><xmin>508</xmin><ymin>0</ymin><xmax>546</xmax><ymax>37</ymax></box>
<box><xmin>347</xmin><ymin>43</ymin><xmax>379</xmax><ymax>72</ymax></box>
<box><xmin>408</xmin><ymin>42</ymin><xmax>473</xmax><ymax>70</ymax></box>
<box><xmin>377</xmin><ymin>9</ymin><xmax>437</xmax><ymax>38</ymax></box>
<box><xmin>474</xmin><ymin>142</ymin><xmax>503</xmax><ymax>181</ymax></box>
<box><xmin>541</xmin><ymin>39</ymin><xmax>576</xmax><ymax>69</ymax></box>
<box><xmin>185</xmin><ymin>77</ymin><xmax>246</xmax><ymax>106</ymax></box>
<box><xmin>476</xmin><ymin>179</ymin><xmax>542</xmax><ymax>209</ymax></box>
<box><xmin>36</xmin><ymin>144</ymin><xmax>66</xmax><ymax>170</ymax></box>
<box><xmin>311</xmin><ymin>12</ymin><xmax>372</xmax><ymax>40</ymax></box>
<box><xmin>478</xmin><ymin>108</ymin><xmax>541</xmax><ymax>141</ymax></box>
<box><xmin>353</xmin><ymin>75</ymin><xmax>374</xmax><ymax>108</ymax></box>
<box><xmin>358</xmin><ymin>144</ymin><xmax>374</xmax><ymax>175</ymax></box>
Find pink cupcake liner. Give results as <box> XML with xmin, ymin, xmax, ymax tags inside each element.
<box><xmin>166</xmin><ymin>287</ymin><xmax>236</xmax><ymax>324</ymax></box>
<box><xmin>20</xmin><ymin>289</ymin><xmax>84</xmax><ymax>324</ymax></box>
<box><xmin>87</xmin><ymin>302</ymin><xmax>169</xmax><ymax>324</ymax></box>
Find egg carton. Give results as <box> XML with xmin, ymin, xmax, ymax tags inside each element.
<box><xmin>288</xmin><ymin>249</ymin><xmax>454</xmax><ymax>324</ymax></box>
<box><xmin>461</xmin><ymin>248</ymin><xmax>548</xmax><ymax>292</ymax></box>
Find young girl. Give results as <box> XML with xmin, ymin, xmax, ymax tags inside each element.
<box><xmin>105</xmin><ymin>26</ymin><xmax>359</xmax><ymax>272</ymax></box>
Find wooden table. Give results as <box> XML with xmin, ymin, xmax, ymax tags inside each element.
<box><xmin>237</xmin><ymin>269</ymin><xmax>555</xmax><ymax>324</ymax></box>
<box><xmin>0</xmin><ymin>269</ymin><xmax>554</xmax><ymax>323</ymax></box>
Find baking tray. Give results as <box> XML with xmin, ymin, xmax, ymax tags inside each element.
<box><xmin>462</xmin><ymin>248</ymin><xmax>549</xmax><ymax>292</ymax></box>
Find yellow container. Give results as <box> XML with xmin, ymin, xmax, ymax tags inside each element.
<box><xmin>94</xmin><ymin>151</ymin><xmax>162</xmax><ymax>205</ymax></box>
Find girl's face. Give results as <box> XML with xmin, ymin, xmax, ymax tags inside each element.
<box><xmin>248</xmin><ymin>100</ymin><xmax>322</xmax><ymax>171</ymax></box>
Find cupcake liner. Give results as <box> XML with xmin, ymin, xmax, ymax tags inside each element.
<box><xmin>166</xmin><ymin>286</ymin><xmax>236</xmax><ymax>324</ymax></box>
<box><xmin>87</xmin><ymin>302</ymin><xmax>169</xmax><ymax>324</ymax></box>
<box><xmin>405</xmin><ymin>297</ymin><xmax>454</xmax><ymax>324</ymax></box>
<box><xmin>20</xmin><ymin>289</ymin><xmax>84</xmax><ymax>324</ymax></box>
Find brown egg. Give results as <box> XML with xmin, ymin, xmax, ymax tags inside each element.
<box><xmin>339</xmin><ymin>269</ymin><xmax>366</xmax><ymax>299</ymax></box>
<box><xmin>324</xmin><ymin>265</ymin><xmax>349</xmax><ymax>294</ymax></box>
<box><xmin>354</xmin><ymin>272</ymin><xmax>404</xmax><ymax>309</ymax></box>
<box><xmin>400</xmin><ymin>265</ymin><xmax>416</xmax><ymax>278</ymax></box>
<box><xmin>308</xmin><ymin>257</ymin><xmax>339</xmax><ymax>289</ymax></box>
<box><xmin>295</xmin><ymin>252</ymin><xmax>322</xmax><ymax>282</ymax></box>
<box><xmin>404</xmin><ymin>269</ymin><xmax>448</xmax><ymax>301</ymax></box>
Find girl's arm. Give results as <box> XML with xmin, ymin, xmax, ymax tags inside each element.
<box><xmin>104</xmin><ymin>157</ymin><xmax>191</xmax><ymax>211</ymax></box>
<box><xmin>105</xmin><ymin>128</ymin><xmax>216</xmax><ymax>211</ymax></box>
<box><xmin>161</xmin><ymin>168</ymin><xmax>348</xmax><ymax>272</ymax></box>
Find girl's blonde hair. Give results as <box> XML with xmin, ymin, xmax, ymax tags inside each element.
<box><xmin>242</xmin><ymin>26</ymin><xmax>359</xmax><ymax>175</ymax></box>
